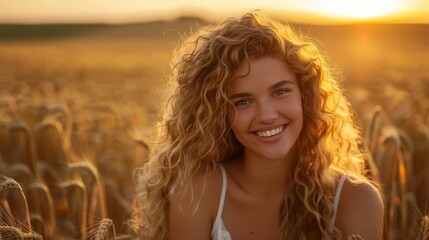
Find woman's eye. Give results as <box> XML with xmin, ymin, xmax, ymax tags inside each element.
<box><xmin>234</xmin><ymin>99</ymin><xmax>252</xmax><ymax>107</ymax></box>
<box><xmin>273</xmin><ymin>89</ymin><xmax>289</xmax><ymax>96</ymax></box>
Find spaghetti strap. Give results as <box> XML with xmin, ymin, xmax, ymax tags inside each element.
<box><xmin>211</xmin><ymin>165</ymin><xmax>228</xmax><ymax>238</ymax></box>
<box><xmin>216</xmin><ymin>166</ymin><xmax>227</xmax><ymax>220</ymax></box>
<box><xmin>329</xmin><ymin>174</ymin><xmax>347</xmax><ymax>232</ymax></box>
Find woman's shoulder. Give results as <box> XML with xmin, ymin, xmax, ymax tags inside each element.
<box><xmin>170</xmin><ymin>165</ymin><xmax>224</xmax><ymax>213</ymax></box>
<box><xmin>168</xmin><ymin>165</ymin><xmax>224</xmax><ymax>239</ymax></box>
<box><xmin>335</xmin><ymin>175</ymin><xmax>384</xmax><ymax>239</ymax></box>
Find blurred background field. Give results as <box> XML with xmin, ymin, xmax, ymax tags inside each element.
<box><xmin>0</xmin><ymin>15</ymin><xmax>429</xmax><ymax>239</ymax></box>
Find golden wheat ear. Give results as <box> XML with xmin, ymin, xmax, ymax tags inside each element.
<box><xmin>418</xmin><ymin>215</ymin><xmax>429</xmax><ymax>240</ymax></box>
<box><xmin>85</xmin><ymin>218</ymin><xmax>116</xmax><ymax>240</ymax></box>
<box><xmin>0</xmin><ymin>225</ymin><xmax>25</xmax><ymax>239</ymax></box>
<box><xmin>0</xmin><ymin>175</ymin><xmax>31</xmax><ymax>232</ymax></box>
<box><xmin>347</xmin><ymin>234</ymin><xmax>364</xmax><ymax>240</ymax></box>
<box><xmin>88</xmin><ymin>218</ymin><xmax>134</xmax><ymax>240</ymax></box>
<box><xmin>0</xmin><ymin>177</ymin><xmax>44</xmax><ymax>240</ymax></box>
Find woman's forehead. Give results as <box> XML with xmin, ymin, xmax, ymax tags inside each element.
<box><xmin>228</xmin><ymin>56</ymin><xmax>298</xmax><ymax>93</ymax></box>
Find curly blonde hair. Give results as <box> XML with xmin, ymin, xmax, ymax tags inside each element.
<box><xmin>130</xmin><ymin>11</ymin><xmax>368</xmax><ymax>239</ymax></box>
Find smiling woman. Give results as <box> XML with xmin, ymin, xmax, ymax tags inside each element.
<box><xmin>317</xmin><ymin>0</ymin><xmax>401</xmax><ymax>19</ymax></box>
<box><xmin>130</xmin><ymin>11</ymin><xmax>384</xmax><ymax>240</ymax></box>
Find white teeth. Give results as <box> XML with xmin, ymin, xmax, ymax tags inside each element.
<box><xmin>256</xmin><ymin>125</ymin><xmax>285</xmax><ymax>138</ymax></box>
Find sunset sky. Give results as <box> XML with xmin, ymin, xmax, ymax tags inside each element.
<box><xmin>1</xmin><ymin>0</ymin><xmax>428</xmax><ymax>24</ymax></box>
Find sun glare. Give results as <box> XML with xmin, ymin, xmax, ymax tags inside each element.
<box><xmin>318</xmin><ymin>0</ymin><xmax>400</xmax><ymax>19</ymax></box>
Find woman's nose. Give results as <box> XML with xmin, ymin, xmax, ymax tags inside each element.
<box><xmin>255</xmin><ymin>100</ymin><xmax>278</xmax><ymax>123</ymax></box>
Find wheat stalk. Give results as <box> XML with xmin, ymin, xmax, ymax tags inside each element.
<box><xmin>95</xmin><ymin>218</ymin><xmax>114</xmax><ymax>240</ymax></box>
<box><xmin>366</xmin><ymin>105</ymin><xmax>383</xmax><ymax>155</ymax></box>
<box><xmin>416</xmin><ymin>215</ymin><xmax>429</xmax><ymax>240</ymax></box>
<box><xmin>60</xmin><ymin>179</ymin><xmax>88</xmax><ymax>240</ymax></box>
<box><xmin>8</xmin><ymin>122</ymin><xmax>39</xmax><ymax>177</ymax></box>
<box><xmin>33</xmin><ymin>120</ymin><xmax>68</xmax><ymax>172</ymax></box>
<box><xmin>0</xmin><ymin>121</ymin><xmax>10</xmax><ymax>162</ymax></box>
<box><xmin>69</xmin><ymin>160</ymin><xmax>107</xmax><ymax>227</ymax></box>
<box><xmin>26</xmin><ymin>181</ymin><xmax>56</xmax><ymax>239</ymax></box>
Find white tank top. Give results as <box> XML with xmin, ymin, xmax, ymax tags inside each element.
<box><xmin>211</xmin><ymin>166</ymin><xmax>347</xmax><ymax>240</ymax></box>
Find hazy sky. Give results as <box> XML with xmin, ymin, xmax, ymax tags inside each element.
<box><xmin>1</xmin><ymin>0</ymin><xmax>428</xmax><ymax>24</ymax></box>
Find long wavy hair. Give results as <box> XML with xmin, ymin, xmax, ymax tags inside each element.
<box><xmin>130</xmin><ymin>12</ymin><xmax>368</xmax><ymax>239</ymax></box>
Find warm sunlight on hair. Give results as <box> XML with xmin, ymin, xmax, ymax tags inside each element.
<box><xmin>319</xmin><ymin>0</ymin><xmax>400</xmax><ymax>19</ymax></box>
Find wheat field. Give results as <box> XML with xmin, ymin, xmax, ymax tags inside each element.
<box><xmin>0</xmin><ymin>17</ymin><xmax>428</xmax><ymax>239</ymax></box>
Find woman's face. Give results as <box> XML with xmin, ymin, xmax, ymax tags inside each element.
<box><xmin>227</xmin><ymin>56</ymin><xmax>303</xmax><ymax>162</ymax></box>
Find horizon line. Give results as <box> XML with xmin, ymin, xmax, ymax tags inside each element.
<box><xmin>0</xmin><ymin>8</ymin><xmax>428</xmax><ymax>26</ymax></box>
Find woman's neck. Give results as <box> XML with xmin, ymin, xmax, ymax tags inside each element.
<box><xmin>228</xmin><ymin>150</ymin><xmax>295</xmax><ymax>197</ymax></box>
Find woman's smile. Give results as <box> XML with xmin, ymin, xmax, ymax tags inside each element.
<box><xmin>254</xmin><ymin>125</ymin><xmax>285</xmax><ymax>138</ymax></box>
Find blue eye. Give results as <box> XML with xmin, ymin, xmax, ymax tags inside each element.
<box><xmin>273</xmin><ymin>89</ymin><xmax>289</xmax><ymax>96</ymax></box>
<box><xmin>234</xmin><ymin>99</ymin><xmax>252</xmax><ymax>107</ymax></box>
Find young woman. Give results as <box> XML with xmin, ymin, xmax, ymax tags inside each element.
<box><xmin>130</xmin><ymin>12</ymin><xmax>384</xmax><ymax>239</ymax></box>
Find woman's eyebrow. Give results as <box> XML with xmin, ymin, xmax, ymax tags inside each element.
<box><xmin>269</xmin><ymin>80</ymin><xmax>295</xmax><ymax>90</ymax></box>
<box><xmin>229</xmin><ymin>92</ymin><xmax>251</xmax><ymax>100</ymax></box>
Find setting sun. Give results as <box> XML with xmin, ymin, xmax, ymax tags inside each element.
<box><xmin>317</xmin><ymin>0</ymin><xmax>401</xmax><ymax>19</ymax></box>
<box><xmin>0</xmin><ymin>0</ymin><xmax>427</xmax><ymax>24</ymax></box>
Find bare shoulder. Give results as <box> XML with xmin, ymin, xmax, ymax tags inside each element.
<box><xmin>169</xmin><ymin>166</ymin><xmax>224</xmax><ymax>240</ymax></box>
<box><xmin>335</xmin><ymin>176</ymin><xmax>384</xmax><ymax>240</ymax></box>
